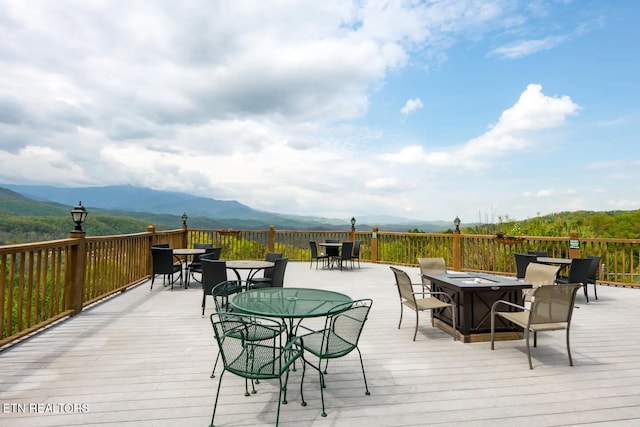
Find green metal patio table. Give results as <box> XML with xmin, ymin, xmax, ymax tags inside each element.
<box><xmin>230</xmin><ymin>287</ymin><xmax>352</xmax><ymax>339</ymax></box>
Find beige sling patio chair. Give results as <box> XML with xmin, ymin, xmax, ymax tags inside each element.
<box><xmin>491</xmin><ymin>283</ymin><xmax>581</xmax><ymax>369</ymax></box>
<box><xmin>522</xmin><ymin>262</ymin><xmax>562</xmax><ymax>302</ymax></box>
<box><xmin>417</xmin><ymin>257</ymin><xmax>447</xmax><ymax>290</ymax></box>
<box><xmin>390</xmin><ymin>266</ymin><xmax>456</xmax><ymax>341</ymax></box>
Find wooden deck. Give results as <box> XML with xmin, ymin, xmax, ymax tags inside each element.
<box><xmin>2</xmin><ymin>262</ymin><xmax>640</xmax><ymax>426</ymax></box>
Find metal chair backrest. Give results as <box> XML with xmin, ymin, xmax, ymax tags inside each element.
<box><xmin>587</xmin><ymin>255</ymin><xmax>601</xmax><ymax>282</ymax></box>
<box><xmin>151</xmin><ymin>247</ymin><xmax>176</xmax><ymax>274</ymax></box>
<box><xmin>515</xmin><ymin>253</ymin><xmax>537</xmax><ymax>279</ymax></box>
<box><xmin>310</xmin><ymin>241</ymin><xmax>320</xmax><ymax>257</ymax></box>
<box><xmin>210</xmin><ymin>312</ymin><xmax>288</xmax><ymax>376</ymax></box>
<box><xmin>263</xmin><ymin>252</ymin><xmax>283</xmax><ymax>279</ymax></box>
<box><xmin>270</xmin><ymin>258</ymin><xmax>288</xmax><ymax>287</ymax></box>
<box><xmin>353</xmin><ymin>240</ymin><xmax>361</xmax><ymax>256</ymax></box>
<box><xmin>529</xmin><ymin>284</ymin><xmax>580</xmax><ymax>326</ymax></box>
<box><xmin>390</xmin><ymin>266</ymin><xmax>416</xmax><ymax>306</ymax></box>
<box><xmin>524</xmin><ymin>262</ymin><xmax>561</xmax><ymax>288</ymax></box>
<box><xmin>567</xmin><ymin>258</ymin><xmax>593</xmax><ymax>284</ymax></box>
<box><xmin>201</xmin><ymin>258</ymin><xmax>228</xmax><ymax>296</ymax></box>
<box><xmin>340</xmin><ymin>241</ymin><xmax>354</xmax><ymax>261</ymax></box>
<box><xmin>323</xmin><ymin>299</ymin><xmax>372</xmax><ymax>353</ymax></box>
<box><xmin>417</xmin><ymin>257</ymin><xmax>446</xmax><ymax>288</ymax></box>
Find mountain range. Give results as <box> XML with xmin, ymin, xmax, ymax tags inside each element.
<box><xmin>1</xmin><ymin>184</ymin><xmax>451</xmax><ymax>232</ymax></box>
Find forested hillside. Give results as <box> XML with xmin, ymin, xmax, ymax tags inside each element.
<box><xmin>2</xmin><ymin>186</ymin><xmax>640</xmax><ymax>244</ymax></box>
<box><xmin>466</xmin><ymin>210</ymin><xmax>640</xmax><ymax>239</ymax></box>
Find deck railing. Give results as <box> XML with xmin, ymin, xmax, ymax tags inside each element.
<box><xmin>2</xmin><ymin>224</ymin><xmax>639</xmax><ymax>347</ymax></box>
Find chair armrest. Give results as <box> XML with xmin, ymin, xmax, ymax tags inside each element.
<box><xmin>413</xmin><ymin>291</ymin><xmax>454</xmax><ymax>304</ymax></box>
<box><xmin>491</xmin><ymin>299</ymin><xmax>526</xmax><ymax>315</ymax></box>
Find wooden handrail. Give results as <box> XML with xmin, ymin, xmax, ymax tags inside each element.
<box><xmin>2</xmin><ymin>225</ymin><xmax>639</xmax><ymax>347</ymax></box>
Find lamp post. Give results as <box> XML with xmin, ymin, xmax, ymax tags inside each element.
<box><xmin>181</xmin><ymin>212</ymin><xmax>188</xmax><ymax>227</ymax></box>
<box><xmin>453</xmin><ymin>216</ymin><xmax>461</xmax><ymax>271</ymax></box>
<box><xmin>350</xmin><ymin>216</ymin><xmax>356</xmax><ymax>242</ymax></box>
<box><xmin>70</xmin><ymin>201</ymin><xmax>88</xmax><ymax>232</ymax></box>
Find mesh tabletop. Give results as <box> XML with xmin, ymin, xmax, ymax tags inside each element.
<box><xmin>230</xmin><ymin>287</ymin><xmax>352</xmax><ymax>319</ymax></box>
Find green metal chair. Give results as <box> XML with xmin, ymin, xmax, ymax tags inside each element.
<box><xmin>210</xmin><ymin>281</ymin><xmax>259</xmax><ymax>379</ymax></box>
<box><xmin>297</xmin><ymin>299</ymin><xmax>372</xmax><ymax>418</ymax></box>
<box><xmin>209</xmin><ymin>312</ymin><xmax>302</xmax><ymax>427</ymax></box>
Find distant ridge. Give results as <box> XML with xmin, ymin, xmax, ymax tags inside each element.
<box><xmin>1</xmin><ymin>184</ymin><xmax>449</xmax><ymax>232</ymax></box>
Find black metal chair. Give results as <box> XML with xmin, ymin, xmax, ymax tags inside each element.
<box><xmin>333</xmin><ymin>241</ymin><xmax>354</xmax><ymax>271</ymax></box>
<box><xmin>249</xmin><ymin>257</ymin><xmax>288</xmax><ymax>289</ymax></box>
<box><xmin>515</xmin><ymin>253</ymin><xmax>537</xmax><ymax>279</ymax></box>
<box><xmin>247</xmin><ymin>252</ymin><xmax>282</xmax><ymax>287</ymax></box>
<box><xmin>352</xmin><ymin>240</ymin><xmax>362</xmax><ymax>268</ymax></box>
<box><xmin>150</xmin><ymin>247</ymin><xmax>182</xmax><ymax>290</ymax></box>
<box><xmin>187</xmin><ymin>244</ymin><xmax>219</xmax><ymax>286</ymax></box>
<box><xmin>201</xmin><ymin>258</ymin><xmax>232</xmax><ymax>315</ymax></box>
<box><xmin>556</xmin><ymin>258</ymin><xmax>594</xmax><ymax>303</ymax></box>
<box><xmin>586</xmin><ymin>255</ymin><xmax>602</xmax><ymax>301</ymax></box>
<box><xmin>324</xmin><ymin>239</ymin><xmax>340</xmax><ymax>265</ymax></box>
<box><xmin>298</xmin><ymin>299</ymin><xmax>373</xmax><ymax>418</ymax></box>
<box><xmin>309</xmin><ymin>241</ymin><xmax>330</xmax><ymax>269</ymax></box>
<box><xmin>209</xmin><ymin>312</ymin><xmax>302</xmax><ymax>427</ymax></box>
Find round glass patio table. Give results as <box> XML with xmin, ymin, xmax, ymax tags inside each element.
<box><xmin>230</xmin><ymin>287</ymin><xmax>352</xmax><ymax>337</ymax></box>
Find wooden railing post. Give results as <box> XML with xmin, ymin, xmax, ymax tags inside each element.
<box><xmin>181</xmin><ymin>221</ymin><xmax>188</xmax><ymax>249</ymax></box>
<box><xmin>147</xmin><ymin>225</ymin><xmax>156</xmax><ymax>275</ymax></box>
<box><xmin>268</xmin><ymin>225</ymin><xmax>275</xmax><ymax>252</ymax></box>
<box><xmin>569</xmin><ymin>230</ymin><xmax>581</xmax><ymax>259</ymax></box>
<box><xmin>453</xmin><ymin>229</ymin><xmax>461</xmax><ymax>271</ymax></box>
<box><xmin>371</xmin><ymin>227</ymin><xmax>378</xmax><ymax>263</ymax></box>
<box><xmin>66</xmin><ymin>231</ymin><xmax>86</xmax><ymax>316</ymax></box>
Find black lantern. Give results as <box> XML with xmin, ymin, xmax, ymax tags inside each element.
<box><xmin>453</xmin><ymin>216</ymin><xmax>461</xmax><ymax>232</ymax></box>
<box><xmin>181</xmin><ymin>212</ymin><xmax>188</xmax><ymax>226</ymax></box>
<box><xmin>70</xmin><ymin>201</ymin><xmax>88</xmax><ymax>232</ymax></box>
<box><xmin>350</xmin><ymin>216</ymin><xmax>356</xmax><ymax>230</ymax></box>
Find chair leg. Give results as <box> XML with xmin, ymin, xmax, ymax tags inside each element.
<box><xmin>566</xmin><ymin>326</ymin><xmax>574</xmax><ymax>366</ymax></box>
<box><xmin>490</xmin><ymin>312</ymin><xmax>495</xmax><ymax>350</ymax></box>
<box><xmin>398</xmin><ymin>304</ymin><xmax>403</xmax><ymax>330</ymax></box>
<box><xmin>525</xmin><ymin>329</ymin><xmax>533</xmax><ymax>370</ymax></box>
<box><xmin>356</xmin><ymin>347</ymin><xmax>370</xmax><ymax>395</ymax></box>
<box><xmin>210</xmin><ymin>352</ymin><xmax>220</xmax><ymax>378</ymax></box>
<box><xmin>150</xmin><ymin>274</ymin><xmax>155</xmax><ymax>290</ymax></box>
<box><xmin>210</xmin><ymin>370</ymin><xmax>225</xmax><ymax>427</ymax></box>
<box><xmin>584</xmin><ymin>282</ymin><xmax>589</xmax><ymax>303</ymax></box>
<box><xmin>413</xmin><ymin>311</ymin><xmax>419</xmax><ymax>341</ymax></box>
<box><xmin>593</xmin><ymin>282</ymin><xmax>598</xmax><ymax>300</ymax></box>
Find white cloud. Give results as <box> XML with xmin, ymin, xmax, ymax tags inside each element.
<box><xmin>379</xmin><ymin>84</ymin><xmax>579</xmax><ymax>168</ymax></box>
<box><xmin>490</xmin><ymin>35</ymin><xmax>567</xmax><ymax>58</ymax></box>
<box><xmin>401</xmin><ymin>98</ymin><xmax>424</xmax><ymax>115</ymax></box>
<box><xmin>0</xmin><ymin>1</ymin><xmax>632</xmax><ymax>222</ymax></box>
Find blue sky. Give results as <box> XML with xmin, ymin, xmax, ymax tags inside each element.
<box><xmin>0</xmin><ymin>1</ymin><xmax>638</xmax><ymax>224</ymax></box>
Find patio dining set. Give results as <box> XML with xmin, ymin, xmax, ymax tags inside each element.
<box><xmin>150</xmin><ymin>244</ymin><xmax>594</xmax><ymax>426</ymax></box>
<box><xmin>309</xmin><ymin>239</ymin><xmax>362</xmax><ymax>270</ymax></box>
